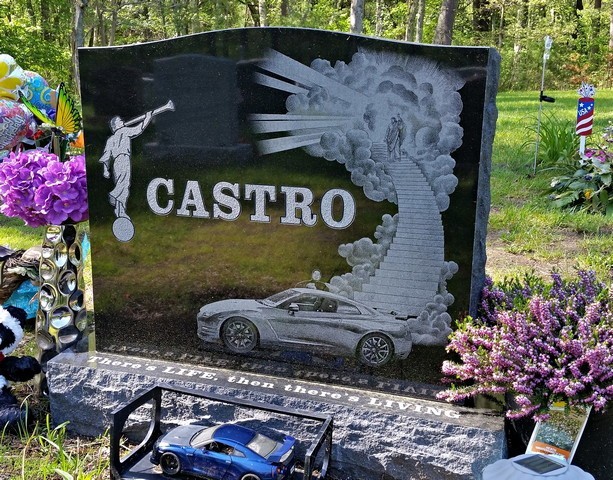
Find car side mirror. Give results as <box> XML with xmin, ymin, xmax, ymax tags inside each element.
<box><xmin>288</xmin><ymin>303</ymin><xmax>299</xmax><ymax>314</ymax></box>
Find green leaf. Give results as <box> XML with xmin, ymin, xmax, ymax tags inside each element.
<box><xmin>54</xmin><ymin>470</ymin><xmax>74</xmax><ymax>480</ymax></box>
<box><xmin>552</xmin><ymin>191</ymin><xmax>579</xmax><ymax>208</ymax></box>
<box><xmin>599</xmin><ymin>190</ymin><xmax>608</xmax><ymax>209</ymax></box>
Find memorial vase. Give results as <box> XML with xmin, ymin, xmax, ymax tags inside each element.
<box><xmin>36</xmin><ymin>224</ymin><xmax>91</xmax><ymax>384</ymax></box>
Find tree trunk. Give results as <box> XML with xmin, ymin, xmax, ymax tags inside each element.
<box><xmin>109</xmin><ymin>0</ymin><xmax>121</xmax><ymax>46</ymax></box>
<box><xmin>280</xmin><ymin>0</ymin><xmax>289</xmax><ymax>16</ymax></box>
<box><xmin>141</xmin><ymin>4</ymin><xmax>152</xmax><ymax>40</ymax></box>
<box><xmin>53</xmin><ymin>7</ymin><xmax>62</xmax><ymax>43</ymax></box>
<box><xmin>26</xmin><ymin>0</ymin><xmax>37</xmax><ymax>26</ymax></box>
<box><xmin>473</xmin><ymin>0</ymin><xmax>491</xmax><ymax>32</ymax></box>
<box><xmin>88</xmin><ymin>27</ymin><xmax>95</xmax><ymax>47</ymax></box>
<box><xmin>571</xmin><ymin>0</ymin><xmax>583</xmax><ymax>40</ymax></box>
<box><xmin>512</xmin><ymin>6</ymin><xmax>522</xmax><ymax>86</ymax></box>
<box><xmin>609</xmin><ymin>0</ymin><xmax>613</xmax><ymax>80</ymax></box>
<box><xmin>247</xmin><ymin>2</ymin><xmax>260</xmax><ymax>26</ymax></box>
<box><xmin>40</xmin><ymin>0</ymin><xmax>51</xmax><ymax>41</ymax></box>
<box><xmin>405</xmin><ymin>0</ymin><xmax>417</xmax><ymax>41</ymax></box>
<box><xmin>376</xmin><ymin>0</ymin><xmax>383</xmax><ymax>36</ymax></box>
<box><xmin>592</xmin><ymin>0</ymin><xmax>602</xmax><ymax>55</ymax></box>
<box><xmin>72</xmin><ymin>0</ymin><xmax>88</xmax><ymax>93</ymax></box>
<box><xmin>415</xmin><ymin>0</ymin><xmax>425</xmax><ymax>42</ymax></box>
<box><xmin>433</xmin><ymin>0</ymin><xmax>459</xmax><ymax>45</ymax></box>
<box><xmin>498</xmin><ymin>4</ymin><xmax>504</xmax><ymax>49</ymax></box>
<box><xmin>95</xmin><ymin>2</ymin><xmax>106</xmax><ymax>46</ymax></box>
<box><xmin>158</xmin><ymin>0</ymin><xmax>168</xmax><ymax>38</ymax></box>
<box><xmin>350</xmin><ymin>0</ymin><xmax>365</xmax><ymax>34</ymax></box>
<box><xmin>520</xmin><ymin>0</ymin><xmax>529</xmax><ymax>28</ymax></box>
<box><xmin>259</xmin><ymin>0</ymin><xmax>268</xmax><ymax>26</ymax></box>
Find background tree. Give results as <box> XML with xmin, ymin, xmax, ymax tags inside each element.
<box><xmin>72</xmin><ymin>0</ymin><xmax>87</xmax><ymax>92</ymax></box>
<box><xmin>433</xmin><ymin>0</ymin><xmax>458</xmax><ymax>44</ymax></box>
<box><xmin>351</xmin><ymin>0</ymin><xmax>365</xmax><ymax>33</ymax></box>
<box><xmin>1</xmin><ymin>0</ymin><xmax>613</xmax><ymax>91</ymax></box>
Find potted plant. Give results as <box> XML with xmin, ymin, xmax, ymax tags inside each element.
<box><xmin>437</xmin><ymin>270</ymin><xmax>612</xmax><ymax>470</ymax></box>
<box><xmin>549</xmin><ymin>123</ymin><xmax>613</xmax><ymax>215</ymax></box>
<box><xmin>438</xmin><ymin>270</ymin><xmax>612</xmax><ymax>420</ymax></box>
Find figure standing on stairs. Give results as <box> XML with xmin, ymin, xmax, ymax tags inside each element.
<box><xmin>385</xmin><ymin>117</ymin><xmax>399</xmax><ymax>162</ymax></box>
<box><xmin>396</xmin><ymin>114</ymin><xmax>406</xmax><ymax>161</ymax></box>
<box><xmin>385</xmin><ymin>114</ymin><xmax>406</xmax><ymax>162</ymax></box>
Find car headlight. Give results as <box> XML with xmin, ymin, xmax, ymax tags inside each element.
<box><xmin>279</xmin><ymin>446</ymin><xmax>294</xmax><ymax>464</ymax></box>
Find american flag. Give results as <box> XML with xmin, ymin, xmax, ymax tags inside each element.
<box><xmin>576</xmin><ymin>97</ymin><xmax>595</xmax><ymax>136</ymax></box>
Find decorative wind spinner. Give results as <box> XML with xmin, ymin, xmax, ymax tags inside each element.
<box><xmin>576</xmin><ymin>82</ymin><xmax>596</xmax><ymax>156</ymax></box>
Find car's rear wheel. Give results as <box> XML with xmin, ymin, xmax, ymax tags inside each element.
<box><xmin>221</xmin><ymin>317</ymin><xmax>259</xmax><ymax>353</ymax></box>
<box><xmin>241</xmin><ymin>474</ymin><xmax>261</xmax><ymax>480</ymax></box>
<box><xmin>357</xmin><ymin>333</ymin><xmax>393</xmax><ymax>367</ymax></box>
<box><xmin>160</xmin><ymin>452</ymin><xmax>181</xmax><ymax>476</ymax></box>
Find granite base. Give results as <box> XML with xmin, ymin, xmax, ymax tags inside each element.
<box><xmin>47</xmin><ymin>350</ymin><xmax>506</xmax><ymax>480</ymax></box>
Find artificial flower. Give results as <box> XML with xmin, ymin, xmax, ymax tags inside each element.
<box><xmin>0</xmin><ymin>149</ymin><xmax>88</xmax><ymax>226</ymax></box>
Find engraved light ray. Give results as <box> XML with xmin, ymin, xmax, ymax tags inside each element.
<box><xmin>252</xmin><ymin>49</ymin><xmax>365</xmax><ymax>155</ymax></box>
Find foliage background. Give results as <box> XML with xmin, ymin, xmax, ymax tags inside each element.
<box><xmin>1</xmin><ymin>0</ymin><xmax>613</xmax><ymax>91</ymax></box>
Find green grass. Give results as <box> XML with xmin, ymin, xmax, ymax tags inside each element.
<box><xmin>487</xmin><ymin>89</ymin><xmax>613</xmax><ymax>280</ymax></box>
<box><xmin>0</xmin><ymin>399</ymin><xmax>109</xmax><ymax>480</ymax></box>
<box><xmin>0</xmin><ymin>217</ymin><xmax>44</xmax><ymax>250</ymax></box>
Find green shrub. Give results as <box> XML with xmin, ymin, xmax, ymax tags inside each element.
<box><xmin>549</xmin><ymin>125</ymin><xmax>613</xmax><ymax>215</ymax></box>
<box><xmin>526</xmin><ymin>112</ymin><xmax>579</xmax><ymax>169</ymax></box>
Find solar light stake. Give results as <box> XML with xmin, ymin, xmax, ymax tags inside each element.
<box><xmin>533</xmin><ymin>36</ymin><xmax>555</xmax><ymax>175</ymax></box>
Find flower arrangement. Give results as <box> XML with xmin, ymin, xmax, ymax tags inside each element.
<box><xmin>0</xmin><ymin>56</ymin><xmax>87</xmax><ymax>227</ymax></box>
<box><xmin>437</xmin><ymin>271</ymin><xmax>613</xmax><ymax>421</ymax></box>
<box><xmin>0</xmin><ymin>149</ymin><xmax>88</xmax><ymax>227</ymax></box>
<box><xmin>549</xmin><ymin>123</ymin><xmax>613</xmax><ymax>214</ymax></box>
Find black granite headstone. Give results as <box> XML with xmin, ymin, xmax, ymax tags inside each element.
<box><xmin>80</xmin><ymin>27</ymin><xmax>499</xmax><ymax>389</ymax></box>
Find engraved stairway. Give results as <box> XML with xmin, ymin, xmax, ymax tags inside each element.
<box><xmin>354</xmin><ymin>151</ymin><xmax>444</xmax><ymax>316</ymax></box>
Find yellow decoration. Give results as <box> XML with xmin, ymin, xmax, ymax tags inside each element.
<box><xmin>550</xmin><ymin>401</ymin><xmax>567</xmax><ymax>411</ymax></box>
<box><xmin>0</xmin><ymin>54</ymin><xmax>26</xmax><ymax>100</ymax></box>
<box><xmin>20</xmin><ymin>82</ymin><xmax>82</xmax><ymax>134</ymax></box>
<box><xmin>70</xmin><ymin>130</ymin><xmax>84</xmax><ymax>149</ymax></box>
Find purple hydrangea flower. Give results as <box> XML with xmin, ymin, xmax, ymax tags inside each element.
<box><xmin>0</xmin><ymin>150</ymin><xmax>88</xmax><ymax>226</ymax></box>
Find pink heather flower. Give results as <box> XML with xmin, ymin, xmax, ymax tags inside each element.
<box><xmin>0</xmin><ymin>150</ymin><xmax>88</xmax><ymax>226</ymax></box>
<box><xmin>438</xmin><ymin>272</ymin><xmax>613</xmax><ymax>421</ymax></box>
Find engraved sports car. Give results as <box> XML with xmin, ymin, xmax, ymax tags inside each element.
<box><xmin>197</xmin><ymin>288</ymin><xmax>412</xmax><ymax>367</ymax></box>
<box><xmin>150</xmin><ymin>423</ymin><xmax>296</xmax><ymax>480</ymax></box>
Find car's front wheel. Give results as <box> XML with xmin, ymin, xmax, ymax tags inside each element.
<box><xmin>160</xmin><ymin>452</ymin><xmax>181</xmax><ymax>476</ymax></box>
<box><xmin>241</xmin><ymin>474</ymin><xmax>262</xmax><ymax>480</ymax></box>
<box><xmin>357</xmin><ymin>333</ymin><xmax>393</xmax><ymax>367</ymax></box>
<box><xmin>221</xmin><ymin>317</ymin><xmax>259</xmax><ymax>353</ymax></box>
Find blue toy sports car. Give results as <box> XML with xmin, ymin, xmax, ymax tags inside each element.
<box><xmin>150</xmin><ymin>423</ymin><xmax>296</xmax><ymax>480</ymax></box>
